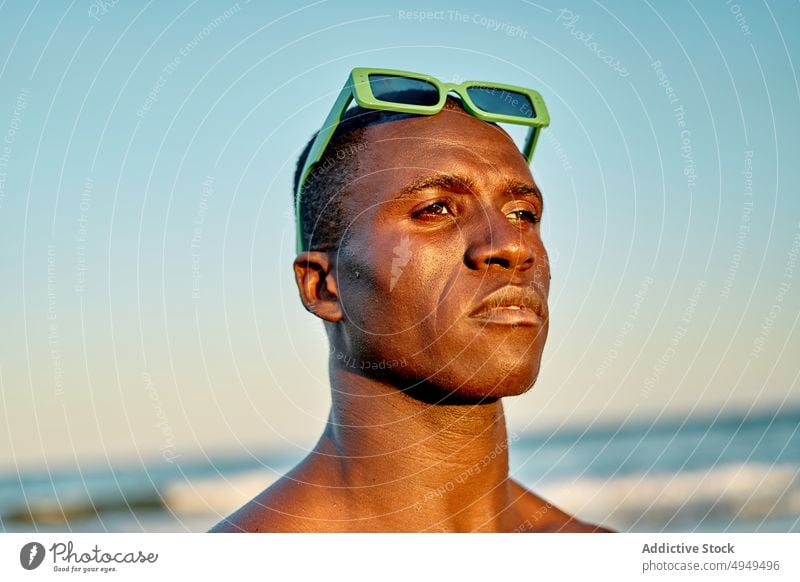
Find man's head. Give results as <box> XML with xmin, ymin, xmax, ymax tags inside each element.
<box><xmin>293</xmin><ymin>97</ymin><xmax>550</xmax><ymax>402</ymax></box>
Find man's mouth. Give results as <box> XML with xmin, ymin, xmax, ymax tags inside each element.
<box><xmin>469</xmin><ymin>286</ymin><xmax>544</xmax><ymax>326</ymax></box>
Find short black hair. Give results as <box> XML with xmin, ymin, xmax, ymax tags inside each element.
<box><xmin>293</xmin><ymin>97</ymin><xmax>468</xmax><ymax>252</ymax></box>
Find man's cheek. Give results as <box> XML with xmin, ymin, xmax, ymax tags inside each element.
<box><xmin>532</xmin><ymin>264</ymin><xmax>550</xmax><ymax>293</ymax></box>
<box><xmin>387</xmin><ymin>233</ymin><xmax>414</xmax><ymax>293</ymax></box>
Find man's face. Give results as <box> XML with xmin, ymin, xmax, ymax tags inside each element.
<box><xmin>333</xmin><ymin>106</ymin><xmax>550</xmax><ymax>400</ymax></box>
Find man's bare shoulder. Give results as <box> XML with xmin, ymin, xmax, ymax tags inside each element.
<box><xmin>208</xmin><ymin>474</ymin><xmax>337</xmax><ymax>533</ymax></box>
<box><xmin>508</xmin><ymin>479</ymin><xmax>615</xmax><ymax>533</ymax></box>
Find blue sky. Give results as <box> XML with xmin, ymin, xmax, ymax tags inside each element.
<box><xmin>0</xmin><ymin>0</ymin><xmax>798</xmax><ymax>470</ymax></box>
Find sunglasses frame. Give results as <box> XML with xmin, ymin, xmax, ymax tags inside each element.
<box><xmin>295</xmin><ymin>67</ymin><xmax>550</xmax><ymax>252</ymax></box>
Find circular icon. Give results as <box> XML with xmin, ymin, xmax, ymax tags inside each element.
<box><xmin>19</xmin><ymin>542</ymin><xmax>46</xmax><ymax>570</ymax></box>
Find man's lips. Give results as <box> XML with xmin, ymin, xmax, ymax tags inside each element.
<box><xmin>469</xmin><ymin>285</ymin><xmax>544</xmax><ymax>326</ymax></box>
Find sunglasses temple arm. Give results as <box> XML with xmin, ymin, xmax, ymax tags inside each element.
<box><xmin>295</xmin><ymin>79</ymin><xmax>356</xmax><ymax>253</ymax></box>
<box><xmin>523</xmin><ymin>127</ymin><xmax>541</xmax><ymax>163</ymax></box>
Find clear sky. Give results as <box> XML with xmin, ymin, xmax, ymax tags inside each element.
<box><xmin>0</xmin><ymin>0</ymin><xmax>798</xmax><ymax>471</ymax></box>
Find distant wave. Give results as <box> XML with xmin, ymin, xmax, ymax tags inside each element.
<box><xmin>1</xmin><ymin>468</ymin><xmax>283</xmax><ymax>528</ymax></box>
<box><xmin>536</xmin><ymin>462</ymin><xmax>800</xmax><ymax>530</ymax></box>
<box><xmin>162</xmin><ymin>469</ymin><xmax>281</xmax><ymax>517</ymax></box>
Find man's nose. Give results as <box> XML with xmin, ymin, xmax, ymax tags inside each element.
<box><xmin>463</xmin><ymin>209</ymin><xmax>536</xmax><ymax>271</ymax></box>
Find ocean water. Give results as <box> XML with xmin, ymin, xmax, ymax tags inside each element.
<box><xmin>1</xmin><ymin>408</ymin><xmax>798</xmax><ymax>533</ymax></box>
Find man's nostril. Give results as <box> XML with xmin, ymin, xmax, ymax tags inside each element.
<box><xmin>485</xmin><ymin>257</ymin><xmax>510</xmax><ymax>268</ymax></box>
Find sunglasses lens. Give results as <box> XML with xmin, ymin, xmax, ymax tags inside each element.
<box><xmin>368</xmin><ymin>74</ymin><xmax>440</xmax><ymax>106</ymax></box>
<box><xmin>466</xmin><ymin>86</ymin><xmax>535</xmax><ymax>118</ymax></box>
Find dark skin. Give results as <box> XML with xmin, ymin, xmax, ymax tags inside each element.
<box><xmin>211</xmin><ymin>105</ymin><xmax>612</xmax><ymax>533</ymax></box>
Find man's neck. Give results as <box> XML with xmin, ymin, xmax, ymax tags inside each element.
<box><xmin>308</xmin><ymin>363</ymin><xmax>519</xmax><ymax>531</ymax></box>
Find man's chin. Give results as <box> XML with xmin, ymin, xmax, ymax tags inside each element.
<box><xmin>462</xmin><ymin>373</ymin><xmax>537</xmax><ymax>400</ymax></box>
<box><xmin>438</xmin><ymin>381</ymin><xmax>535</xmax><ymax>404</ymax></box>
<box><xmin>419</xmin><ymin>365</ymin><xmax>540</xmax><ymax>403</ymax></box>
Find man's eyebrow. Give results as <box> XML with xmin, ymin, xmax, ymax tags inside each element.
<box><xmin>394</xmin><ymin>174</ymin><xmax>477</xmax><ymax>199</ymax></box>
<box><xmin>393</xmin><ymin>174</ymin><xmax>542</xmax><ymax>203</ymax></box>
<box><xmin>505</xmin><ymin>181</ymin><xmax>543</xmax><ymax>204</ymax></box>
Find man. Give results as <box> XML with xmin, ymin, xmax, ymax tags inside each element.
<box><xmin>212</xmin><ymin>68</ymin><xmax>611</xmax><ymax>533</ymax></box>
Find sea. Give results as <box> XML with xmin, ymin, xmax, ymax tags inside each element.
<box><xmin>2</xmin><ymin>407</ymin><xmax>798</xmax><ymax>533</ymax></box>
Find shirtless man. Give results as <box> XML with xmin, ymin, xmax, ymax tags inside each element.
<box><xmin>212</xmin><ymin>68</ymin><xmax>611</xmax><ymax>533</ymax></box>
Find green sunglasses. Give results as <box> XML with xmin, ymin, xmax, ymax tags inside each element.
<box><xmin>295</xmin><ymin>67</ymin><xmax>550</xmax><ymax>253</ymax></box>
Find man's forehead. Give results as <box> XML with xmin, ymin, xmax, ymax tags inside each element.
<box><xmin>356</xmin><ymin>107</ymin><xmax>533</xmax><ymax>182</ymax></box>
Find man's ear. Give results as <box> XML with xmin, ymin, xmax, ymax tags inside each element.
<box><xmin>293</xmin><ymin>251</ymin><xmax>343</xmax><ymax>323</ymax></box>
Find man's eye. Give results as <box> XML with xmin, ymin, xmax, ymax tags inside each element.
<box><xmin>507</xmin><ymin>209</ymin><xmax>539</xmax><ymax>224</ymax></box>
<box><xmin>415</xmin><ymin>201</ymin><xmax>452</xmax><ymax>217</ymax></box>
